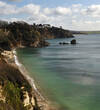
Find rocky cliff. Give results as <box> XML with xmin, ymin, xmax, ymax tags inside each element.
<box><xmin>0</xmin><ymin>54</ymin><xmax>40</xmax><ymax>110</ymax></box>
<box><xmin>0</xmin><ymin>21</ymin><xmax>74</xmax><ymax>50</ymax></box>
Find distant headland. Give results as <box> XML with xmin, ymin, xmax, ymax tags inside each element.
<box><xmin>0</xmin><ymin>20</ymin><xmax>74</xmax><ymax>50</ymax></box>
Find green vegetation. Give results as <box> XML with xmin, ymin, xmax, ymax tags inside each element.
<box><xmin>0</xmin><ymin>59</ymin><xmax>32</xmax><ymax>110</ymax></box>
<box><xmin>3</xmin><ymin>81</ymin><xmax>26</xmax><ymax>110</ymax></box>
<box><xmin>0</xmin><ymin>60</ymin><xmax>31</xmax><ymax>92</ymax></box>
<box><xmin>0</xmin><ymin>21</ymin><xmax>73</xmax><ymax>50</ymax></box>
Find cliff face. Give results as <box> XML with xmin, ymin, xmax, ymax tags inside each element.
<box><xmin>0</xmin><ymin>54</ymin><xmax>40</xmax><ymax>110</ymax></box>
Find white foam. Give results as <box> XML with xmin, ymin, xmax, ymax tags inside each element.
<box><xmin>13</xmin><ymin>50</ymin><xmax>21</xmax><ymax>66</ymax></box>
<box><xmin>12</xmin><ymin>50</ymin><xmax>44</xmax><ymax>100</ymax></box>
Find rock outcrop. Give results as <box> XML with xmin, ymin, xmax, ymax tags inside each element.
<box><xmin>70</xmin><ymin>39</ymin><xmax>76</xmax><ymax>44</ymax></box>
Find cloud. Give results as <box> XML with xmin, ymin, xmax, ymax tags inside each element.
<box><xmin>81</xmin><ymin>5</ymin><xmax>100</xmax><ymax>17</ymax></box>
<box><xmin>18</xmin><ymin>4</ymin><xmax>40</xmax><ymax>15</ymax></box>
<box><xmin>72</xmin><ymin>4</ymin><xmax>82</xmax><ymax>8</ymax></box>
<box><xmin>0</xmin><ymin>1</ymin><xmax>72</xmax><ymax>16</ymax></box>
<box><xmin>71</xmin><ymin>19</ymin><xmax>100</xmax><ymax>30</ymax></box>
<box><xmin>43</xmin><ymin>7</ymin><xmax>71</xmax><ymax>16</ymax></box>
<box><xmin>0</xmin><ymin>1</ymin><xmax>17</xmax><ymax>15</ymax></box>
<box><xmin>9</xmin><ymin>0</ymin><xmax>21</xmax><ymax>1</ymax></box>
<box><xmin>28</xmin><ymin>14</ymin><xmax>55</xmax><ymax>24</ymax></box>
<box><xmin>0</xmin><ymin>0</ymin><xmax>22</xmax><ymax>2</ymax></box>
<box><xmin>0</xmin><ymin>1</ymin><xmax>72</xmax><ymax>25</ymax></box>
<box><xmin>0</xmin><ymin>1</ymin><xmax>100</xmax><ymax>30</ymax></box>
<box><xmin>0</xmin><ymin>1</ymin><xmax>40</xmax><ymax>15</ymax></box>
<box><xmin>72</xmin><ymin>4</ymin><xmax>82</xmax><ymax>13</ymax></box>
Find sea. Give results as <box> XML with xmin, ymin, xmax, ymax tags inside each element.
<box><xmin>17</xmin><ymin>34</ymin><xmax>100</xmax><ymax>110</ymax></box>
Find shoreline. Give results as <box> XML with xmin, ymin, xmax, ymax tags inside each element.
<box><xmin>13</xmin><ymin>50</ymin><xmax>45</xmax><ymax>100</ymax></box>
<box><xmin>13</xmin><ymin>49</ymin><xmax>57</xmax><ymax>110</ymax></box>
<box><xmin>1</xmin><ymin>48</ymin><xmax>58</xmax><ymax>110</ymax></box>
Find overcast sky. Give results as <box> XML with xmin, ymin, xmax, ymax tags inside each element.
<box><xmin>0</xmin><ymin>0</ymin><xmax>100</xmax><ymax>30</ymax></box>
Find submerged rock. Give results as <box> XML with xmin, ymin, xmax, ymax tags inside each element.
<box><xmin>70</xmin><ymin>39</ymin><xmax>76</xmax><ymax>44</ymax></box>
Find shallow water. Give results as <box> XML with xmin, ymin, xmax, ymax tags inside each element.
<box><xmin>17</xmin><ymin>34</ymin><xmax>100</xmax><ymax>110</ymax></box>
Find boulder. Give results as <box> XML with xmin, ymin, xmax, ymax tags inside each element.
<box><xmin>70</xmin><ymin>39</ymin><xmax>76</xmax><ymax>44</ymax></box>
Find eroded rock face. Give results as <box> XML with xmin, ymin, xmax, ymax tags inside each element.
<box><xmin>21</xmin><ymin>86</ymin><xmax>35</xmax><ymax>110</ymax></box>
<box><xmin>23</xmin><ymin>91</ymin><xmax>30</xmax><ymax>107</ymax></box>
<box><xmin>1</xmin><ymin>50</ymin><xmax>14</xmax><ymax>63</ymax></box>
<box><xmin>30</xmin><ymin>40</ymin><xmax>49</xmax><ymax>48</ymax></box>
<box><xmin>0</xmin><ymin>58</ymin><xmax>41</xmax><ymax>110</ymax></box>
<box><xmin>70</xmin><ymin>39</ymin><xmax>76</xmax><ymax>44</ymax></box>
<box><xmin>0</xmin><ymin>85</ymin><xmax>5</xmax><ymax>103</ymax></box>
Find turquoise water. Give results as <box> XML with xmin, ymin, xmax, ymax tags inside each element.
<box><xmin>17</xmin><ymin>34</ymin><xmax>100</xmax><ymax>110</ymax></box>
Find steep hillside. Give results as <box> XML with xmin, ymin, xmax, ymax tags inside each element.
<box><xmin>0</xmin><ymin>57</ymin><xmax>40</xmax><ymax>110</ymax></box>
<box><xmin>0</xmin><ymin>21</ymin><xmax>74</xmax><ymax>50</ymax></box>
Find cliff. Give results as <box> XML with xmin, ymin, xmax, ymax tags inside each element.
<box><xmin>0</xmin><ymin>54</ymin><xmax>40</xmax><ymax>110</ymax></box>
<box><xmin>0</xmin><ymin>21</ymin><xmax>74</xmax><ymax>50</ymax></box>
<box><xmin>32</xmin><ymin>24</ymin><xmax>74</xmax><ymax>39</ymax></box>
<box><xmin>0</xmin><ymin>21</ymin><xmax>74</xmax><ymax>110</ymax></box>
<box><xmin>0</xmin><ymin>22</ymin><xmax>49</xmax><ymax>50</ymax></box>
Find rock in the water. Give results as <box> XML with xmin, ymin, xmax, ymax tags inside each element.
<box><xmin>70</xmin><ymin>39</ymin><xmax>76</xmax><ymax>44</ymax></box>
<box><xmin>59</xmin><ymin>42</ymin><xmax>69</xmax><ymax>45</ymax></box>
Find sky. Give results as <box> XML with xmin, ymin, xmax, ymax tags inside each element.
<box><xmin>0</xmin><ymin>0</ymin><xmax>100</xmax><ymax>30</ymax></box>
